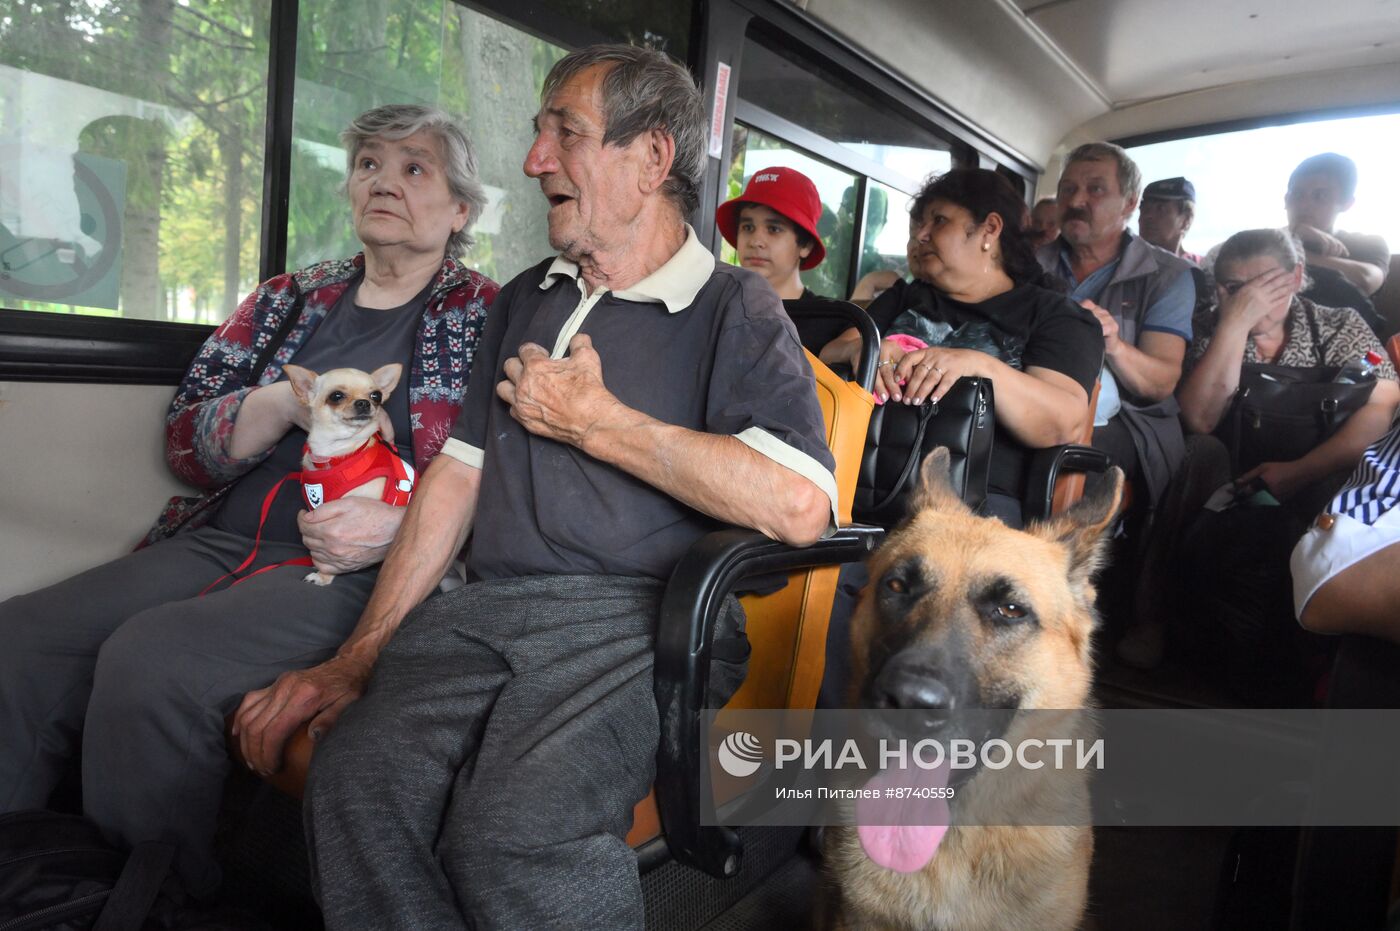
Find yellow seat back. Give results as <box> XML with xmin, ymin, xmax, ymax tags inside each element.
<box><xmin>724</xmin><ymin>350</ymin><xmax>874</xmax><ymax>712</ymax></box>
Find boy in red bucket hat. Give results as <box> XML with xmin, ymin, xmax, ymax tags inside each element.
<box><xmin>717</xmin><ymin>166</ymin><xmax>851</xmax><ymax>353</ymax></box>
<box><xmin>717</xmin><ymin>166</ymin><xmax>827</xmax><ymax>299</ymax></box>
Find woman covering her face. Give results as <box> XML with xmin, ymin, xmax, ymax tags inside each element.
<box><xmin>820</xmin><ymin>168</ymin><xmax>1105</xmax><ymax>528</ymax></box>
<box><xmin>1120</xmin><ymin>229</ymin><xmax>1400</xmax><ymax>676</ymax></box>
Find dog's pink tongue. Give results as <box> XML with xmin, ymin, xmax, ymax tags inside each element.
<box><xmin>855</xmin><ymin>762</ymin><xmax>950</xmax><ymax>873</ymax></box>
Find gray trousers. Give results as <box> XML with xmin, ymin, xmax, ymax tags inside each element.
<box><xmin>305</xmin><ymin>574</ymin><xmax>740</xmax><ymax>931</ymax></box>
<box><xmin>0</xmin><ymin>526</ymin><xmax>376</xmax><ymax>895</ymax></box>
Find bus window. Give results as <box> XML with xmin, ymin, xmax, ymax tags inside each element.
<box><xmin>856</xmin><ymin>179</ymin><xmax>913</xmax><ymax>286</ymax></box>
<box><xmin>1124</xmin><ymin>111</ymin><xmax>1400</xmax><ymax>259</ymax></box>
<box><xmin>0</xmin><ymin>0</ymin><xmax>271</xmax><ymax>325</ymax></box>
<box><xmin>724</xmin><ymin>123</ymin><xmax>859</xmax><ymax>299</ymax></box>
<box><xmin>287</xmin><ymin>0</ymin><xmax>568</xmax><ymax>287</ymax></box>
<box><xmin>736</xmin><ymin>29</ymin><xmax>956</xmax><ymax>186</ymax></box>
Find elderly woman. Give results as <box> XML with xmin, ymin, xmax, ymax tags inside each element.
<box><xmin>1122</xmin><ymin>229</ymin><xmax>1399</xmax><ymax>678</ymax></box>
<box><xmin>1179</xmin><ymin>228</ymin><xmax>1399</xmax><ymax>493</ymax></box>
<box><xmin>822</xmin><ymin>168</ymin><xmax>1104</xmax><ymax>526</ymax></box>
<box><xmin>0</xmin><ymin>104</ymin><xmax>497</xmax><ymax>895</ymax></box>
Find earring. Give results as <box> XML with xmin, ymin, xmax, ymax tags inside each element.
<box><xmin>981</xmin><ymin>242</ymin><xmax>990</xmax><ymax>252</ymax></box>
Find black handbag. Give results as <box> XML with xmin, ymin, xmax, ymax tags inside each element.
<box><xmin>1218</xmin><ymin>303</ymin><xmax>1377</xmax><ymax>475</ymax></box>
<box><xmin>1221</xmin><ymin>363</ymin><xmax>1375</xmax><ymax>474</ymax></box>
<box><xmin>853</xmin><ymin>376</ymin><xmax>994</xmax><ymax>526</ymax></box>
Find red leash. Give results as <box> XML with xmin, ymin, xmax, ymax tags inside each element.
<box><xmin>199</xmin><ymin>474</ymin><xmax>313</xmax><ymax>595</ymax></box>
<box><xmin>200</xmin><ymin>435</ymin><xmax>415</xmax><ymax>595</ymax></box>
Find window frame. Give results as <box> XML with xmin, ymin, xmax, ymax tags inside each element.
<box><xmin>1111</xmin><ymin>102</ymin><xmax>1400</xmax><ymax>151</ymax></box>
<box><xmin>0</xmin><ymin>0</ymin><xmax>1036</xmax><ymax>384</ymax></box>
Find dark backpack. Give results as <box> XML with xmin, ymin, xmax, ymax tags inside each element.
<box><xmin>0</xmin><ymin>811</ymin><xmax>179</xmax><ymax>931</ymax></box>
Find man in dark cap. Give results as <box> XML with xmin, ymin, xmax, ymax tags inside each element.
<box><xmin>1138</xmin><ymin>176</ymin><xmax>1201</xmax><ymax>265</ymax></box>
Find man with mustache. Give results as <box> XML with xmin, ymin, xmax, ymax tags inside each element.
<box><xmin>1037</xmin><ymin>142</ymin><xmax>1196</xmax><ymax>512</ymax></box>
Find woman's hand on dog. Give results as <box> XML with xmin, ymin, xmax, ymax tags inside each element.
<box><xmin>232</xmin><ymin>653</ymin><xmax>372</xmax><ymax>776</ymax></box>
<box><xmin>298</xmin><ymin>498</ymin><xmax>404</xmax><ymax>574</ymax></box>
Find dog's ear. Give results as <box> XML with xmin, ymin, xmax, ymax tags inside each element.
<box><xmin>908</xmin><ymin>447</ymin><xmax>971</xmax><ymax>516</ymax></box>
<box><xmin>1033</xmin><ymin>467</ymin><xmax>1124</xmax><ymax>593</ymax></box>
<box><xmin>283</xmin><ymin>364</ymin><xmax>318</xmax><ymax>405</ymax></box>
<box><xmin>371</xmin><ymin>363</ymin><xmax>403</xmax><ymax>398</ymax></box>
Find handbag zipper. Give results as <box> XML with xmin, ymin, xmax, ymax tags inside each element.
<box><xmin>0</xmin><ymin>890</ymin><xmax>109</xmax><ymax>931</ymax></box>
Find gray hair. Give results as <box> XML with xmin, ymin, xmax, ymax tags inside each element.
<box><xmin>540</xmin><ymin>44</ymin><xmax>706</xmax><ymax>216</ymax></box>
<box><xmin>1064</xmin><ymin>142</ymin><xmax>1142</xmax><ymax>202</ymax></box>
<box><xmin>341</xmin><ymin>104</ymin><xmax>488</xmax><ymax>256</ymax></box>
<box><xmin>1216</xmin><ymin>228</ymin><xmax>1312</xmax><ymax>290</ymax></box>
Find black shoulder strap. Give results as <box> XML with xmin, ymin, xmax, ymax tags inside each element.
<box><xmin>1301</xmin><ymin>300</ymin><xmax>1328</xmax><ymax>366</ymax></box>
<box><xmin>93</xmin><ymin>841</ymin><xmax>176</xmax><ymax>931</ymax></box>
<box><xmin>249</xmin><ymin>300</ymin><xmax>304</xmax><ymax>386</ymax></box>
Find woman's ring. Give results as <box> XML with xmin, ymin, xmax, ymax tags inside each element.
<box><xmin>917</xmin><ymin>363</ymin><xmax>933</xmax><ymax>371</ymax></box>
<box><xmin>877</xmin><ymin>360</ymin><xmax>894</xmax><ymax>368</ymax></box>
<box><xmin>935</xmin><ymin>366</ymin><xmax>946</xmax><ymax>375</ymax></box>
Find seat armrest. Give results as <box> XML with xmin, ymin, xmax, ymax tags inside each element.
<box><xmin>1023</xmin><ymin>444</ymin><xmax>1112</xmax><ymax>523</ymax></box>
<box><xmin>784</xmin><ymin>300</ymin><xmax>880</xmax><ymax>392</ymax></box>
<box><xmin>653</xmin><ymin>524</ymin><xmax>884</xmax><ymax>878</ymax></box>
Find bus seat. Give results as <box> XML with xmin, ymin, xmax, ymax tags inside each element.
<box><xmin>1022</xmin><ymin>381</ymin><xmax>1112</xmax><ymax>523</ymax></box>
<box><xmin>226</xmin><ymin>338</ymin><xmax>880</xmax><ymax>859</ymax></box>
<box><xmin>1047</xmin><ymin>380</ymin><xmax>1102</xmax><ymax>515</ymax></box>
<box><xmin>1374</xmin><ymin>256</ymin><xmax>1400</xmax><ymax>339</ymax></box>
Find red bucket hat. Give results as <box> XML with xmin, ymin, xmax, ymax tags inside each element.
<box><xmin>715</xmin><ymin>166</ymin><xmax>826</xmax><ymax>271</ymax></box>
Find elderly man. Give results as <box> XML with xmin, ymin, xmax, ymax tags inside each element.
<box><xmin>265</xmin><ymin>45</ymin><xmax>835</xmax><ymax>929</ymax></box>
<box><xmin>1038</xmin><ymin>142</ymin><xmax>1195</xmax><ymax>507</ymax></box>
<box><xmin>1138</xmin><ymin>176</ymin><xmax>1201</xmax><ymax>264</ymax></box>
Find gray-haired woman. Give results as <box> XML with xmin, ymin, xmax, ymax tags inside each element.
<box><xmin>0</xmin><ymin>104</ymin><xmax>498</xmax><ymax>896</ymax></box>
<box><xmin>1120</xmin><ymin>228</ymin><xmax>1398</xmax><ymax>677</ymax></box>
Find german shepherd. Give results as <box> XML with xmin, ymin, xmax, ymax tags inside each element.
<box><xmin>820</xmin><ymin>448</ymin><xmax>1123</xmax><ymax>931</ymax></box>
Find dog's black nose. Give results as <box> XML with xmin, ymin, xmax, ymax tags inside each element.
<box><xmin>354</xmin><ymin>399</ymin><xmax>372</xmax><ymax>415</ymax></box>
<box><xmin>872</xmin><ymin>664</ymin><xmax>954</xmax><ymax>714</ymax></box>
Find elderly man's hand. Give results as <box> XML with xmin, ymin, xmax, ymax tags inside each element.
<box><xmin>497</xmin><ymin>333</ymin><xmax>622</xmax><ymax>447</ymax></box>
<box><xmin>298</xmin><ymin>497</ymin><xmax>405</xmax><ymax>575</ymax></box>
<box><xmin>232</xmin><ymin>654</ymin><xmax>371</xmax><ymax>776</ymax></box>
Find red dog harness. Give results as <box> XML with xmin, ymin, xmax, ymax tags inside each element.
<box><xmin>300</xmin><ymin>434</ymin><xmax>416</xmax><ymax>510</ymax></box>
<box><xmin>201</xmin><ymin>435</ymin><xmax>415</xmax><ymax>594</ymax></box>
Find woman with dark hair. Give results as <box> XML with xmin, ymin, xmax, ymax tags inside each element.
<box><xmin>821</xmin><ymin>168</ymin><xmax>1104</xmax><ymax>525</ymax></box>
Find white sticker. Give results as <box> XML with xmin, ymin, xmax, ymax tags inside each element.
<box><xmin>305</xmin><ymin>483</ymin><xmax>325</xmax><ymax>509</ymax></box>
<box><xmin>708</xmin><ymin>62</ymin><xmax>731</xmax><ymax>159</ymax></box>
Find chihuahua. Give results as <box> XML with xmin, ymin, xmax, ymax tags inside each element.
<box><xmin>282</xmin><ymin>362</ymin><xmax>413</xmax><ymax>585</ymax></box>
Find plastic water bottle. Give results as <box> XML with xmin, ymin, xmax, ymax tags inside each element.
<box><xmin>1335</xmin><ymin>350</ymin><xmax>1384</xmax><ymax>385</ymax></box>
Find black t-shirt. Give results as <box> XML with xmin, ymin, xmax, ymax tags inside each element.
<box><xmin>782</xmin><ymin>289</ymin><xmax>862</xmax><ymax>356</ymax></box>
<box><xmin>1302</xmin><ymin>265</ymin><xmax>1384</xmax><ymax>337</ymax></box>
<box><xmin>211</xmin><ymin>278</ymin><xmax>426</xmax><ymax>542</ymax></box>
<box><xmin>860</xmin><ymin>280</ymin><xmax>913</xmax><ymax>336</ymax></box>
<box><xmin>873</xmin><ymin>278</ymin><xmax>1104</xmax><ymax>501</ymax></box>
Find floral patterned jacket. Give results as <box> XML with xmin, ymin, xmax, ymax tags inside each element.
<box><xmin>142</xmin><ymin>253</ymin><xmax>497</xmax><ymax>546</ymax></box>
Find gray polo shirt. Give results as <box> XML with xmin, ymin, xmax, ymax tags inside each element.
<box><xmin>442</xmin><ymin>227</ymin><xmax>838</xmax><ymax>580</ymax></box>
